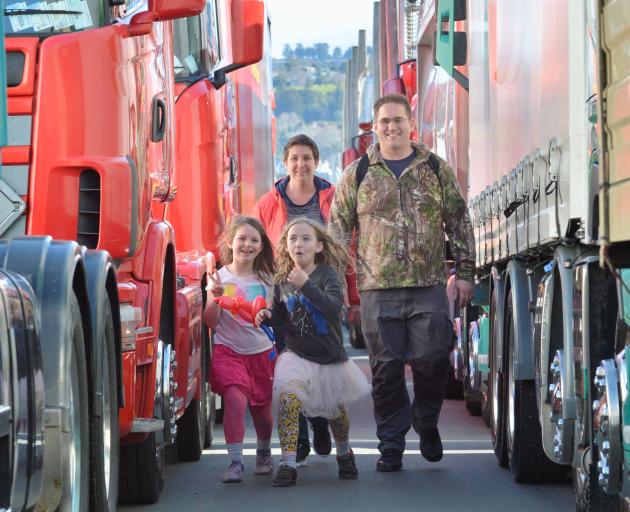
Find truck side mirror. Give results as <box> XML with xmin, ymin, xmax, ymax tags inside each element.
<box><xmin>129</xmin><ymin>0</ymin><xmax>205</xmax><ymax>36</ymax></box>
<box><xmin>434</xmin><ymin>0</ymin><xmax>468</xmax><ymax>91</ymax></box>
<box><xmin>211</xmin><ymin>0</ymin><xmax>265</xmax><ymax>89</ymax></box>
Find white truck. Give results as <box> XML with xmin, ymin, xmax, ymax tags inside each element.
<box><xmin>413</xmin><ymin>0</ymin><xmax>630</xmax><ymax>509</ymax></box>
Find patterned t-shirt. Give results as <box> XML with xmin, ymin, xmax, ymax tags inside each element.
<box><xmin>213</xmin><ymin>266</ymin><xmax>273</xmax><ymax>355</ymax></box>
<box><xmin>285</xmin><ymin>191</ymin><xmax>323</xmax><ymax>223</ymax></box>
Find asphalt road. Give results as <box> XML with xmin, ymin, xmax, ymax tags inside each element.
<box><xmin>118</xmin><ymin>338</ymin><xmax>575</xmax><ymax>512</ymax></box>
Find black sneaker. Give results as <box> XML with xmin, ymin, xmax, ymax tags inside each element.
<box><xmin>337</xmin><ymin>450</ymin><xmax>358</xmax><ymax>479</ymax></box>
<box><xmin>376</xmin><ymin>448</ymin><xmax>403</xmax><ymax>472</ymax></box>
<box><xmin>296</xmin><ymin>438</ymin><xmax>311</xmax><ymax>464</ymax></box>
<box><xmin>420</xmin><ymin>427</ymin><xmax>443</xmax><ymax>462</ymax></box>
<box><xmin>312</xmin><ymin>422</ymin><xmax>332</xmax><ymax>456</ymax></box>
<box><xmin>272</xmin><ymin>465</ymin><xmax>298</xmax><ymax>487</ymax></box>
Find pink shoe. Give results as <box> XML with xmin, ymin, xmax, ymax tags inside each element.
<box><xmin>222</xmin><ymin>461</ymin><xmax>244</xmax><ymax>483</ymax></box>
<box><xmin>255</xmin><ymin>450</ymin><xmax>273</xmax><ymax>475</ymax></box>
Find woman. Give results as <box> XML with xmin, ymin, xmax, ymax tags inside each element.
<box><xmin>252</xmin><ymin>134</ymin><xmax>336</xmax><ymax>464</ymax></box>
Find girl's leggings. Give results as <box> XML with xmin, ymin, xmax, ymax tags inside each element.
<box><xmin>277</xmin><ymin>392</ymin><xmax>349</xmax><ymax>452</ymax></box>
<box><xmin>223</xmin><ymin>386</ymin><xmax>273</xmax><ymax>443</ymax></box>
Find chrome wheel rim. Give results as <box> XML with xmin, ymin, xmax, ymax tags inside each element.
<box><xmin>593</xmin><ymin>358</ymin><xmax>622</xmax><ymax>494</ymax></box>
<box><xmin>491</xmin><ymin>306</ymin><xmax>501</xmax><ymax>435</ymax></box>
<box><xmin>102</xmin><ymin>347</ymin><xmax>112</xmax><ymax>499</ymax></box>
<box><xmin>61</xmin><ymin>344</ymin><xmax>81</xmax><ymax>512</ymax></box>
<box><xmin>507</xmin><ymin>339</ymin><xmax>515</xmax><ymax>454</ymax></box>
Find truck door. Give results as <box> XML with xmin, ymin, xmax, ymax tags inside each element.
<box><xmin>599</xmin><ymin>0</ymin><xmax>630</xmax><ymax>252</ymax></box>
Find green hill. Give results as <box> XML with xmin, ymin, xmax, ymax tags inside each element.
<box><xmin>273</xmin><ymin>44</ymin><xmax>353</xmax><ymax>183</ymax></box>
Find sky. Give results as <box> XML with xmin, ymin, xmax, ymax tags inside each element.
<box><xmin>267</xmin><ymin>0</ymin><xmax>375</xmax><ymax>58</ymax></box>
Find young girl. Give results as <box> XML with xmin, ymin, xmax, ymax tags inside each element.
<box><xmin>203</xmin><ymin>216</ymin><xmax>276</xmax><ymax>483</ymax></box>
<box><xmin>255</xmin><ymin>218</ymin><xmax>370</xmax><ymax>487</ymax></box>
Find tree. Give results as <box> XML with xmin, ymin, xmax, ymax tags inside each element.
<box><xmin>314</xmin><ymin>43</ymin><xmax>330</xmax><ymax>60</ymax></box>
<box><xmin>294</xmin><ymin>43</ymin><xmax>305</xmax><ymax>59</ymax></box>
<box><xmin>282</xmin><ymin>44</ymin><xmax>294</xmax><ymax>59</ymax></box>
<box><xmin>332</xmin><ymin>47</ymin><xmax>342</xmax><ymax>60</ymax></box>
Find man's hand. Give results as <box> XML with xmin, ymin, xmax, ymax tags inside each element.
<box><xmin>288</xmin><ymin>267</ymin><xmax>309</xmax><ymax>289</ymax></box>
<box><xmin>255</xmin><ymin>308</ymin><xmax>271</xmax><ymax>327</ymax></box>
<box><xmin>455</xmin><ymin>279</ymin><xmax>474</xmax><ymax>308</ymax></box>
<box><xmin>347</xmin><ymin>305</ymin><xmax>361</xmax><ymax>326</ymax></box>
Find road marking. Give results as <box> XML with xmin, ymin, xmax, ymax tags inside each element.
<box><xmin>203</xmin><ymin>448</ymin><xmax>494</xmax><ymax>456</ymax></box>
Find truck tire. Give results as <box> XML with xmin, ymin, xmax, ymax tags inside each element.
<box><xmin>176</xmin><ymin>328</ymin><xmax>210</xmax><ymax>461</ymax></box>
<box><xmin>118</xmin><ymin>430</ymin><xmax>164</xmax><ymax>504</ymax></box>
<box><xmin>90</xmin><ymin>295</ymin><xmax>119</xmax><ymax>511</ymax></box>
<box><xmin>118</xmin><ymin>343</ymin><xmax>168</xmax><ymax>504</ymax></box>
<box><xmin>481</xmin><ymin>387</ymin><xmax>491</xmax><ymax>427</ymax></box>
<box><xmin>203</xmin><ymin>328</ymin><xmax>216</xmax><ymax>449</ymax></box>
<box><xmin>490</xmin><ymin>290</ymin><xmax>508</xmax><ymax>467</ymax></box>
<box><xmin>505</xmin><ymin>292</ymin><xmax>568</xmax><ymax>483</ymax></box>
<box><xmin>574</xmin><ymin>266</ymin><xmax>620</xmax><ymax>511</ymax></box>
<box><xmin>63</xmin><ymin>294</ymin><xmax>90</xmax><ymax>511</ymax></box>
<box><xmin>574</xmin><ymin>462</ymin><xmax>621</xmax><ymax>511</ymax></box>
<box><xmin>444</xmin><ymin>366</ymin><xmax>463</xmax><ymax>399</ymax></box>
<box><xmin>464</xmin><ymin>376</ymin><xmax>482</xmax><ymax>414</ymax></box>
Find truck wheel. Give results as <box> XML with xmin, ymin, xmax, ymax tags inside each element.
<box><xmin>481</xmin><ymin>388</ymin><xmax>491</xmax><ymax>427</ymax></box>
<box><xmin>176</xmin><ymin>398</ymin><xmax>204</xmax><ymax>461</ymax></box>
<box><xmin>203</xmin><ymin>328</ymin><xmax>216</xmax><ymax>449</ymax></box>
<box><xmin>444</xmin><ymin>366</ymin><xmax>463</xmax><ymax>399</ymax></box>
<box><xmin>505</xmin><ymin>292</ymin><xmax>568</xmax><ymax>483</ymax></box>
<box><xmin>574</xmin><ymin>461</ymin><xmax>621</xmax><ymax>511</ymax></box>
<box><xmin>62</xmin><ymin>295</ymin><xmax>90</xmax><ymax>511</ymax></box>
<box><xmin>349</xmin><ymin>323</ymin><xmax>366</xmax><ymax>349</ymax></box>
<box><xmin>118</xmin><ymin>342</ymin><xmax>169</xmax><ymax>504</ymax></box>
<box><xmin>176</xmin><ymin>328</ymin><xmax>210</xmax><ymax>461</ymax></box>
<box><xmin>463</xmin><ymin>319</ymin><xmax>481</xmax><ymax>412</ymax></box>
<box><xmin>464</xmin><ymin>376</ymin><xmax>482</xmax><ymax>414</ymax></box>
<box><xmin>118</xmin><ymin>430</ymin><xmax>164</xmax><ymax>504</ymax></box>
<box><xmin>490</xmin><ymin>290</ymin><xmax>508</xmax><ymax>467</ymax></box>
<box><xmin>90</xmin><ymin>296</ymin><xmax>119</xmax><ymax>511</ymax></box>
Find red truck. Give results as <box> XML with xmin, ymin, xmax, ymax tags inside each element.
<box><xmin>0</xmin><ymin>0</ymin><xmax>272</xmax><ymax>509</ymax></box>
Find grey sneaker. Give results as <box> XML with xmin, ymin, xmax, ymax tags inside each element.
<box><xmin>222</xmin><ymin>460</ymin><xmax>244</xmax><ymax>483</ymax></box>
<box><xmin>255</xmin><ymin>449</ymin><xmax>273</xmax><ymax>475</ymax></box>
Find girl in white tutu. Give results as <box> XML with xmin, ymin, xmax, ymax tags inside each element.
<box><xmin>255</xmin><ymin>218</ymin><xmax>370</xmax><ymax>487</ymax></box>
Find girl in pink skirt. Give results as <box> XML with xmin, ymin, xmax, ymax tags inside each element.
<box><xmin>203</xmin><ymin>216</ymin><xmax>276</xmax><ymax>483</ymax></box>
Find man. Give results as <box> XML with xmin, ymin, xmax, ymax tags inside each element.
<box><xmin>252</xmin><ymin>134</ymin><xmax>334</xmax><ymax>463</ymax></box>
<box><xmin>329</xmin><ymin>94</ymin><xmax>475</xmax><ymax>471</ymax></box>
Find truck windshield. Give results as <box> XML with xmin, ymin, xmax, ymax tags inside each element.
<box><xmin>4</xmin><ymin>0</ymin><xmax>100</xmax><ymax>35</ymax></box>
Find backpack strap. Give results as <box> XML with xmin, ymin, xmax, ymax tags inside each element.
<box><xmin>355</xmin><ymin>151</ymin><xmax>442</xmax><ymax>189</ymax></box>
<box><xmin>427</xmin><ymin>153</ymin><xmax>441</xmax><ymax>181</ymax></box>
<box><xmin>355</xmin><ymin>154</ymin><xmax>370</xmax><ymax>190</ymax></box>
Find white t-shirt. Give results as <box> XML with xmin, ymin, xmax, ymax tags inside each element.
<box><xmin>213</xmin><ymin>266</ymin><xmax>273</xmax><ymax>355</ymax></box>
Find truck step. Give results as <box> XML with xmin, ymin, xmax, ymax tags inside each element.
<box><xmin>130</xmin><ymin>418</ymin><xmax>164</xmax><ymax>433</ymax></box>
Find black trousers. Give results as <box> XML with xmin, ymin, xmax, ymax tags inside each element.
<box><xmin>361</xmin><ymin>286</ymin><xmax>454</xmax><ymax>453</ymax></box>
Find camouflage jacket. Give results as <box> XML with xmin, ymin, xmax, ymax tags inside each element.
<box><xmin>329</xmin><ymin>142</ymin><xmax>475</xmax><ymax>292</ymax></box>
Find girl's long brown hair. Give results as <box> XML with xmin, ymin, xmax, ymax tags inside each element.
<box><xmin>220</xmin><ymin>216</ymin><xmax>275</xmax><ymax>284</ymax></box>
<box><xmin>274</xmin><ymin>218</ymin><xmax>351</xmax><ymax>284</ymax></box>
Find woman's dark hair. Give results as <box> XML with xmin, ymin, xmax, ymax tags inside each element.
<box><xmin>282</xmin><ymin>133</ymin><xmax>320</xmax><ymax>163</ymax></box>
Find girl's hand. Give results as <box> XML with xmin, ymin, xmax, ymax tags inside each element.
<box><xmin>255</xmin><ymin>308</ymin><xmax>271</xmax><ymax>327</ymax></box>
<box><xmin>287</xmin><ymin>268</ymin><xmax>309</xmax><ymax>289</ymax></box>
<box><xmin>207</xmin><ymin>271</ymin><xmax>224</xmax><ymax>297</ymax></box>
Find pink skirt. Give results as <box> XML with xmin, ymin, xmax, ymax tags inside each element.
<box><xmin>210</xmin><ymin>344</ymin><xmax>275</xmax><ymax>406</ymax></box>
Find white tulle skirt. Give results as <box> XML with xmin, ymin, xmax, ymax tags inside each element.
<box><xmin>272</xmin><ymin>351</ymin><xmax>371</xmax><ymax>419</ymax></box>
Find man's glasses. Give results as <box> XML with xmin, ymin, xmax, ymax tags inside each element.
<box><xmin>376</xmin><ymin>117</ymin><xmax>409</xmax><ymax>127</ymax></box>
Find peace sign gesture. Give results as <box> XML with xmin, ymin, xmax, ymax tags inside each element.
<box><xmin>207</xmin><ymin>271</ymin><xmax>224</xmax><ymax>298</ymax></box>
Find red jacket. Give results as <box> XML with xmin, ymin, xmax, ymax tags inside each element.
<box><xmin>252</xmin><ymin>175</ymin><xmax>335</xmax><ymax>246</ymax></box>
<box><xmin>252</xmin><ymin>176</ymin><xmax>360</xmax><ymax>304</ymax></box>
